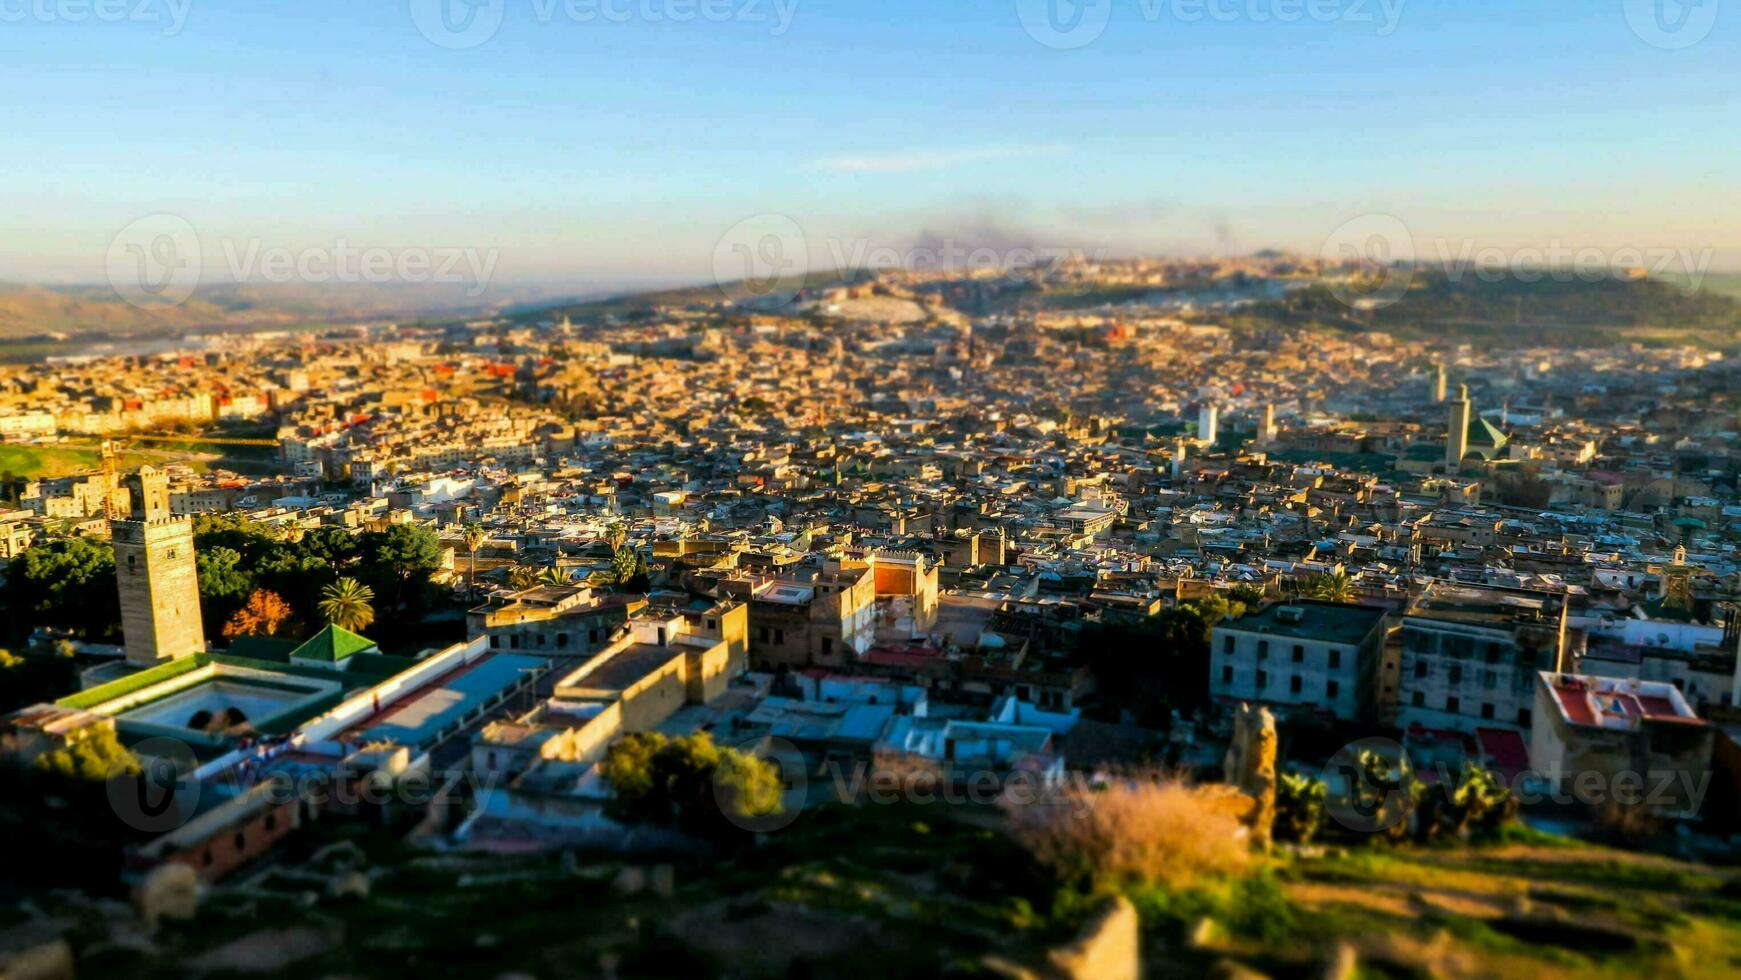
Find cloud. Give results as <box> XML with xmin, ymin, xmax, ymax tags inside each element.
<box><xmin>812</xmin><ymin>143</ymin><xmax>1070</xmax><ymax>175</ymax></box>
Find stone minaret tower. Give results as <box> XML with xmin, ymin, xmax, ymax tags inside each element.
<box><xmin>1257</xmin><ymin>404</ymin><xmax>1277</xmax><ymax>446</ymax></box>
<box><xmin>1445</xmin><ymin>384</ymin><xmax>1471</xmax><ymax>470</ymax></box>
<box><xmin>1433</xmin><ymin>363</ymin><xmax>1448</xmax><ymax>402</ymax></box>
<box><xmin>112</xmin><ymin>466</ymin><xmax>206</xmax><ymax>668</ymax></box>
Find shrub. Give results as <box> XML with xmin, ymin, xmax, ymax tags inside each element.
<box><xmin>1276</xmin><ymin>772</ymin><xmax>1328</xmax><ymax>844</ymax></box>
<box><xmin>1004</xmin><ymin>776</ymin><xmax>1251</xmax><ymax>891</ymax></box>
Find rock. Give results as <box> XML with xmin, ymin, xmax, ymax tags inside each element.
<box><xmin>612</xmin><ymin>867</ymin><xmax>647</xmax><ymax>895</ymax></box>
<box><xmin>0</xmin><ymin>927</ymin><xmax>75</xmax><ymax>980</ymax></box>
<box><xmin>327</xmin><ymin>871</ymin><xmax>370</xmax><ymax>900</ymax></box>
<box><xmin>1222</xmin><ymin>703</ymin><xmax>1279</xmax><ymax>851</ymax></box>
<box><xmin>649</xmin><ymin>864</ymin><xmax>675</xmax><ymax>899</ymax></box>
<box><xmin>1208</xmin><ymin>958</ymin><xmax>1271</xmax><ymax>980</ymax></box>
<box><xmin>133</xmin><ymin>863</ymin><xmax>199</xmax><ymax>931</ymax></box>
<box><xmin>1188</xmin><ymin>916</ymin><xmax>1226</xmax><ymax>950</ymax></box>
<box><xmin>1320</xmin><ymin>941</ymin><xmax>1358</xmax><ymax>980</ymax></box>
<box><xmin>1046</xmin><ymin>896</ymin><xmax>1139</xmax><ymax>980</ymax></box>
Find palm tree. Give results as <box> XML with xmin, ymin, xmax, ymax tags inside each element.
<box><xmin>605</xmin><ymin>522</ymin><xmax>627</xmax><ymax>553</ymax></box>
<box><xmin>318</xmin><ymin>577</ymin><xmax>375</xmax><ymax>632</ymax></box>
<box><xmin>507</xmin><ymin>565</ymin><xmax>541</xmax><ymax>591</ymax></box>
<box><xmin>538</xmin><ymin>566</ymin><xmax>570</xmax><ymax>587</ymax></box>
<box><xmin>1303</xmin><ymin>570</ymin><xmax>1357</xmax><ymax>604</ymax></box>
<box><xmin>462</xmin><ymin>523</ymin><xmax>487</xmax><ymax>595</ymax></box>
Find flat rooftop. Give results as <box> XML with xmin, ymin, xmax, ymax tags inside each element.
<box><xmin>1225</xmin><ymin>600</ymin><xmax>1386</xmax><ymax>646</ymax></box>
<box><xmin>1409</xmin><ymin>583</ymin><xmax>1560</xmax><ymax>626</ymax></box>
<box><xmin>352</xmin><ymin>653</ymin><xmax>544</xmax><ymax>748</ymax></box>
<box><xmin>555</xmin><ymin>643</ymin><xmax>682</xmax><ymax>695</ymax></box>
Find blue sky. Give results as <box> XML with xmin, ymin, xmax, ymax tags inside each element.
<box><xmin>3</xmin><ymin>0</ymin><xmax>1737</xmax><ymax>292</ymax></box>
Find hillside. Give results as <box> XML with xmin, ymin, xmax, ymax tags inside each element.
<box><xmin>13</xmin><ymin>803</ymin><xmax>1740</xmax><ymax>979</ymax></box>
<box><xmin>1234</xmin><ymin>272</ymin><xmax>1741</xmax><ymax>347</ymax></box>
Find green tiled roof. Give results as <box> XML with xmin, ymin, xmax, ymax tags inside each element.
<box><xmin>288</xmin><ymin>624</ymin><xmax>378</xmax><ymax>663</ymax></box>
<box><xmin>1467</xmin><ymin>417</ymin><xmax>1508</xmax><ymax>447</ymax></box>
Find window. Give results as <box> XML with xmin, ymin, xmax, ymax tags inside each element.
<box><xmin>1289</xmin><ymin>675</ymin><xmax>1302</xmax><ymax>694</ymax></box>
<box><xmin>774</xmin><ymin>629</ymin><xmax>785</xmax><ymax>644</ymax></box>
<box><xmin>1412</xmin><ymin>691</ymin><xmax>1425</xmax><ymax>707</ymax></box>
<box><xmin>1482</xmin><ymin>670</ymin><xmax>1497</xmax><ymax>689</ymax></box>
<box><xmin>490</xmin><ymin>635</ymin><xmax>501</xmax><ymax>649</ymax></box>
<box><xmin>1256</xmin><ymin>640</ymin><xmax>1269</xmax><ymax>660</ymax></box>
<box><xmin>1448</xmin><ymin>665</ymin><xmax>1462</xmax><ymax>684</ymax></box>
<box><xmin>234</xmin><ymin>831</ymin><xmax>246</xmax><ymax>851</ymax></box>
<box><xmin>1414</xmin><ymin>659</ymin><xmax>1428</xmax><ymax>679</ymax></box>
<box><xmin>821</xmin><ymin>637</ymin><xmax>833</xmax><ymax>655</ymax></box>
<box><xmin>1481</xmin><ymin>703</ymin><xmax>1495</xmax><ymax>720</ymax></box>
<box><xmin>1445</xmin><ymin>696</ymin><xmax>1460</xmax><ymax>714</ymax></box>
<box><xmin>1256</xmin><ymin>670</ymin><xmax>1268</xmax><ymax>689</ymax></box>
<box><xmin>1327</xmin><ymin>649</ymin><xmax>1341</xmax><ymax>669</ymax></box>
<box><xmin>1223</xmin><ymin>635</ymin><xmax>1235</xmax><ymax>654</ymax></box>
<box><xmin>708</xmin><ymin>618</ymin><xmax>718</xmax><ymax>630</ymax></box>
<box><xmin>556</xmin><ymin>633</ymin><xmax>568</xmax><ymax>648</ymax></box>
<box><xmin>590</xmin><ymin>629</ymin><xmax>601</xmax><ymax>644</ymax></box>
<box><xmin>1517</xmin><ymin>707</ymin><xmax>1532</xmax><ymax>727</ymax></box>
<box><xmin>1222</xmin><ymin>665</ymin><xmax>1233</xmax><ymax>684</ymax></box>
<box><xmin>1291</xmin><ymin>645</ymin><xmax>1304</xmax><ymax>663</ymax></box>
<box><xmin>1326</xmin><ymin>680</ymin><xmax>1339</xmax><ymax>699</ymax></box>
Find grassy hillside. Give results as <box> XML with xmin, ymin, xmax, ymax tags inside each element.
<box><xmin>13</xmin><ymin>801</ymin><xmax>1740</xmax><ymax>979</ymax></box>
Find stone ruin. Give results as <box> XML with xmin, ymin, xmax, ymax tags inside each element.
<box><xmin>1222</xmin><ymin>703</ymin><xmax>1278</xmax><ymax>851</ymax></box>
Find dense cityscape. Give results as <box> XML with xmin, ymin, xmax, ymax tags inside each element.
<box><xmin>0</xmin><ymin>254</ymin><xmax>1738</xmax><ymax>976</ymax></box>
<box><xmin>7</xmin><ymin>2</ymin><xmax>1741</xmax><ymax>977</ymax></box>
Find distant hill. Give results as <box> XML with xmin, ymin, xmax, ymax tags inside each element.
<box><xmin>1231</xmin><ymin>271</ymin><xmax>1741</xmax><ymax>347</ymax></box>
<box><xmin>0</xmin><ymin>281</ymin><xmax>559</xmax><ymax>343</ymax></box>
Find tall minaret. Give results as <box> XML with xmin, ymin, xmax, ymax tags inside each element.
<box><xmin>112</xmin><ymin>466</ymin><xmax>206</xmax><ymax>668</ymax></box>
<box><xmin>1197</xmin><ymin>403</ymin><xmax>1218</xmax><ymax>446</ymax></box>
<box><xmin>1446</xmin><ymin>384</ymin><xmax>1471</xmax><ymax>470</ymax></box>
<box><xmin>1433</xmin><ymin>363</ymin><xmax>1448</xmax><ymax>403</ymax></box>
<box><xmin>1257</xmin><ymin>404</ymin><xmax>1277</xmax><ymax>446</ymax></box>
<box><xmin>1171</xmin><ymin>437</ymin><xmax>1188</xmax><ymax>482</ymax></box>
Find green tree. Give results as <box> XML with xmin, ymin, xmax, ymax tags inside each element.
<box><xmin>34</xmin><ymin>725</ymin><xmax>140</xmax><ymax>782</ymax></box>
<box><xmin>0</xmin><ymin>646</ymin><xmax>80</xmax><ymax>712</ymax></box>
<box><xmin>358</xmin><ymin>523</ymin><xmax>442</xmax><ymax>613</ymax></box>
<box><xmin>601</xmin><ymin>732</ymin><xmax>782</xmax><ymax>841</ymax></box>
<box><xmin>196</xmin><ymin>545</ymin><xmax>253</xmax><ymax>630</ymax></box>
<box><xmin>318</xmin><ymin>577</ymin><xmax>375</xmax><ymax>632</ymax></box>
<box><xmin>507</xmin><ymin>565</ymin><xmax>541</xmax><ymax>591</ymax></box>
<box><xmin>2</xmin><ymin>537</ymin><xmax>120</xmax><ymax>641</ymax></box>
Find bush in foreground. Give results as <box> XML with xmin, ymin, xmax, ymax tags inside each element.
<box><xmin>1004</xmin><ymin>777</ymin><xmax>1251</xmax><ymax>892</ymax></box>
